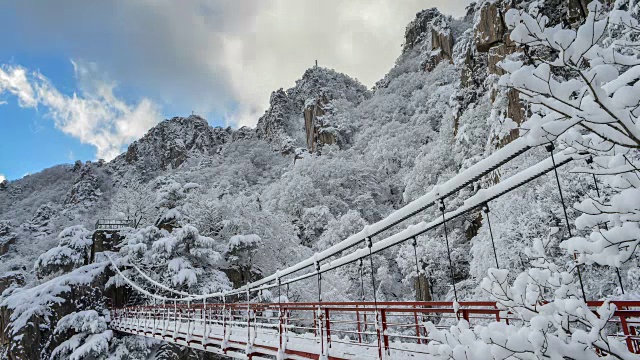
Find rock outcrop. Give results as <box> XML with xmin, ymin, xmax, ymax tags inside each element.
<box><xmin>474</xmin><ymin>2</ymin><xmax>507</xmax><ymax>52</ymax></box>
<box><xmin>403</xmin><ymin>8</ymin><xmax>444</xmax><ymax>52</ymax></box>
<box><xmin>256</xmin><ymin>67</ymin><xmax>369</xmax><ymax>155</ymax></box>
<box><xmin>256</xmin><ymin>89</ymin><xmax>298</xmax><ymax>154</ymax></box>
<box><xmin>116</xmin><ymin>115</ymin><xmax>234</xmax><ymax>171</ymax></box>
<box><xmin>473</xmin><ymin>1</ymin><xmax>525</xmax><ymax>139</ymax></box>
<box><xmin>0</xmin><ymin>222</ymin><xmax>16</xmax><ymax>256</ymax></box>
<box><xmin>65</xmin><ymin>164</ymin><xmax>102</xmax><ymax>206</ymax></box>
<box><xmin>0</xmin><ymin>272</ymin><xmax>24</xmax><ymax>295</ymax></box>
<box><xmin>0</xmin><ymin>264</ymin><xmax>108</xmax><ymax>360</ymax></box>
<box><xmin>303</xmin><ymin>96</ymin><xmax>338</xmax><ymax>153</ymax></box>
<box><xmin>90</xmin><ymin>230</ymin><xmax>123</xmax><ymax>263</ymax></box>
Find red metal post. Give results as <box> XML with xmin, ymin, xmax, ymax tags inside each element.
<box><xmin>363</xmin><ymin>311</ymin><xmax>368</xmax><ymax>339</ymax></box>
<box><xmin>278</xmin><ymin>303</ymin><xmax>283</xmax><ymax>350</ymax></box>
<box><xmin>381</xmin><ymin>309</ymin><xmax>389</xmax><ymax>353</ymax></box>
<box><xmin>619</xmin><ymin>309</ymin><xmax>639</xmax><ymax>353</ymax></box>
<box><xmin>313</xmin><ymin>309</ymin><xmax>318</xmax><ymax>337</ymax></box>
<box><xmin>325</xmin><ymin>308</ymin><xmax>331</xmax><ymax>348</ymax></box>
<box><xmin>413</xmin><ymin>308</ymin><xmax>421</xmax><ymax>344</ymax></box>
<box><xmin>356</xmin><ymin>306</ymin><xmax>362</xmax><ymax>343</ymax></box>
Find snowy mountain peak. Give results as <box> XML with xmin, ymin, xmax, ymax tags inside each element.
<box><xmin>402</xmin><ymin>8</ymin><xmax>443</xmax><ymax>53</ymax></box>
<box><xmin>256</xmin><ymin>66</ymin><xmax>369</xmax><ymax>154</ymax></box>
<box><xmin>113</xmin><ymin>115</ymin><xmax>234</xmax><ymax>172</ymax></box>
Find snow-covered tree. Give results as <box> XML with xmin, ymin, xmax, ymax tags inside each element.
<box><xmin>421</xmin><ymin>2</ymin><xmax>640</xmax><ymax>357</ymax></box>
<box><xmin>51</xmin><ymin>310</ymin><xmax>112</xmax><ymax>360</ymax></box>
<box><xmin>116</xmin><ymin>225</ymin><xmax>228</xmax><ymax>293</ymax></box>
<box><xmin>35</xmin><ymin>225</ymin><xmax>93</xmax><ymax>278</ymax></box>
<box><xmin>498</xmin><ymin>0</ymin><xmax>640</xmax><ymax>277</ymax></box>
<box><xmin>109</xmin><ymin>182</ymin><xmax>156</xmax><ymax>228</ymax></box>
<box><xmin>423</xmin><ymin>234</ymin><xmax>635</xmax><ymax>359</ymax></box>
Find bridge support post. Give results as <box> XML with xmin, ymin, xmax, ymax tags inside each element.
<box><xmin>277</xmin><ymin>278</ymin><xmax>286</xmax><ymax>357</ymax></box>
<box><xmin>413</xmin><ymin>307</ymin><xmax>421</xmax><ymax>344</ymax></box>
<box><xmin>183</xmin><ymin>301</ymin><xmax>189</xmax><ymax>344</ymax></box>
<box><xmin>356</xmin><ymin>305</ymin><xmax>362</xmax><ymax>343</ymax></box>
<box><xmin>619</xmin><ymin>308</ymin><xmax>638</xmax><ymax>353</ymax></box>
<box><xmin>246</xmin><ymin>287</ymin><xmax>254</xmax><ymax>359</ymax></box>
<box><xmin>161</xmin><ymin>300</ymin><xmax>166</xmax><ymax>339</ymax></box>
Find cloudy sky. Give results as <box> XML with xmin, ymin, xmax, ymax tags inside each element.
<box><xmin>0</xmin><ymin>0</ymin><xmax>471</xmax><ymax>181</ymax></box>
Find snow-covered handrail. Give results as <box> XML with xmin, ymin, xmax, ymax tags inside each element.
<box><xmin>106</xmin><ymin>253</ymin><xmax>197</xmax><ymax>302</ymax></box>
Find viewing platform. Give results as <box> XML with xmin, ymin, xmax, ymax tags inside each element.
<box><xmin>94</xmin><ymin>219</ymin><xmax>135</xmax><ymax>231</ymax></box>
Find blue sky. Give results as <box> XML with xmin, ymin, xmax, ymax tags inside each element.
<box><xmin>0</xmin><ymin>0</ymin><xmax>470</xmax><ymax>182</ymax></box>
<box><xmin>0</xmin><ymin>55</ymin><xmax>92</xmax><ymax>180</ymax></box>
<box><xmin>0</xmin><ymin>56</ymin><xmax>228</xmax><ymax>180</ymax></box>
<box><xmin>0</xmin><ymin>54</ymin><xmax>226</xmax><ymax>181</ymax></box>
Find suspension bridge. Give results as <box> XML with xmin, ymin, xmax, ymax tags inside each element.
<box><xmin>107</xmin><ymin>137</ymin><xmax>640</xmax><ymax>359</ymax></box>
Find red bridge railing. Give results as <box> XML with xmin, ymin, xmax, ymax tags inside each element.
<box><xmin>110</xmin><ymin>300</ymin><xmax>640</xmax><ymax>359</ymax></box>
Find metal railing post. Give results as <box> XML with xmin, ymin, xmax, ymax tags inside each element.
<box><xmin>381</xmin><ymin>309</ymin><xmax>389</xmax><ymax>353</ymax></box>
<box><xmin>203</xmin><ymin>297</ymin><xmax>207</xmax><ymax>348</ymax></box>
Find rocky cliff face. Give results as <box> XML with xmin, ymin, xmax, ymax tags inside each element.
<box><xmin>256</xmin><ymin>67</ymin><xmax>370</xmax><ymax>154</ymax></box>
<box><xmin>0</xmin><ymin>264</ymin><xmax>109</xmax><ymax>360</ymax></box>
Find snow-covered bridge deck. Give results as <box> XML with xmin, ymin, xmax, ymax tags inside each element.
<box><xmin>110</xmin><ymin>301</ymin><xmax>640</xmax><ymax>359</ymax></box>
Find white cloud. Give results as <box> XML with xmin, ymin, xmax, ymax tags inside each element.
<box><xmin>0</xmin><ymin>174</ymin><xmax>5</xmax><ymax>182</ymax></box>
<box><xmin>0</xmin><ymin>66</ymin><xmax>37</xmax><ymax>107</ymax></box>
<box><xmin>220</xmin><ymin>0</ymin><xmax>462</xmax><ymax>127</ymax></box>
<box><xmin>0</xmin><ymin>62</ymin><xmax>161</xmax><ymax>160</ymax></box>
<box><xmin>1</xmin><ymin>1</ymin><xmax>472</xmax><ymax>128</ymax></box>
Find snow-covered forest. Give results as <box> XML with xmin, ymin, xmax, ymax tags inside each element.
<box><xmin>1</xmin><ymin>0</ymin><xmax>639</xmax><ymax>359</ymax></box>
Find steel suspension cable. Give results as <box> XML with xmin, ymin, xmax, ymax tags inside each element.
<box><xmin>111</xmin><ymin>147</ymin><xmax>578</xmax><ymax>309</ymax></box>
<box><xmin>439</xmin><ymin>199</ymin><xmax>459</xmax><ymax>302</ymax></box>
<box><xmin>366</xmin><ymin>237</ymin><xmax>383</xmax><ymax>359</ymax></box>
<box><xmin>483</xmin><ymin>203</ymin><xmax>500</xmax><ymax>269</ymax></box>
<box><xmin>412</xmin><ymin>237</ymin><xmax>422</xmax><ymax>300</ymax></box>
<box><xmin>586</xmin><ymin>156</ymin><xmax>625</xmax><ymax>294</ymax></box>
<box><xmin>316</xmin><ymin>262</ymin><xmax>322</xmax><ymax>303</ymax></box>
<box><xmin>359</xmin><ymin>259</ymin><xmax>365</xmax><ymax>301</ymax></box>
<box><xmin>548</xmin><ymin>143</ymin><xmax>587</xmax><ymax>302</ymax></box>
<box><xmin>315</xmin><ymin>261</ymin><xmax>325</xmax><ymax>354</ymax></box>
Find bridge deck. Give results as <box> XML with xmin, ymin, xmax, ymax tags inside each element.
<box><xmin>110</xmin><ymin>301</ymin><xmax>640</xmax><ymax>359</ymax></box>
